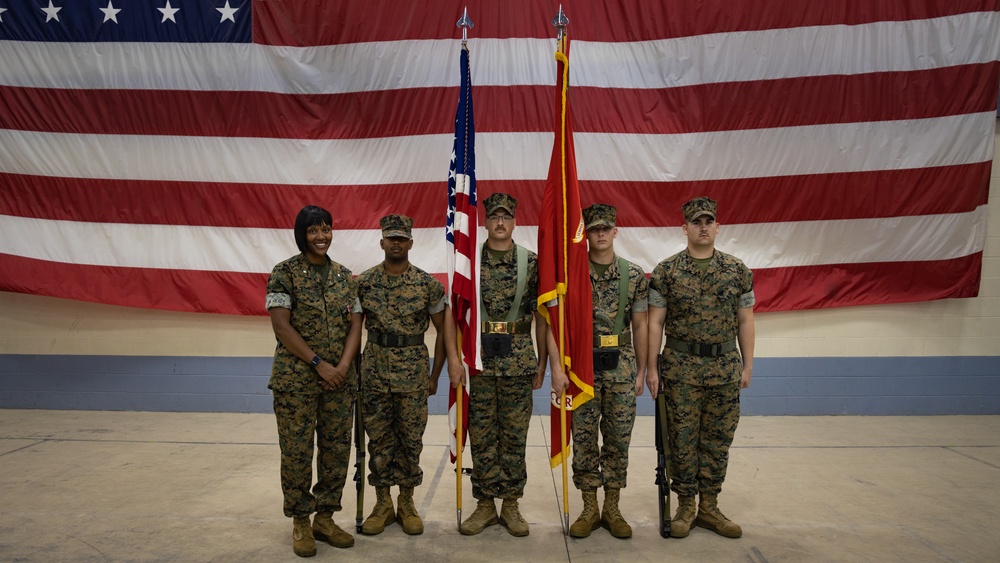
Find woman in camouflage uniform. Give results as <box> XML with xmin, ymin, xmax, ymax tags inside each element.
<box><xmin>265</xmin><ymin>205</ymin><xmax>363</xmax><ymax>557</ymax></box>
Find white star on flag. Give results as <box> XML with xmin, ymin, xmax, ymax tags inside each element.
<box><xmin>217</xmin><ymin>1</ymin><xmax>238</xmax><ymax>23</ymax></box>
<box><xmin>100</xmin><ymin>1</ymin><xmax>121</xmax><ymax>24</ymax></box>
<box><xmin>0</xmin><ymin>7</ymin><xmax>8</xmax><ymax>22</ymax></box>
<box><xmin>41</xmin><ymin>0</ymin><xmax>62</xmax><ymax>23</ymax></box>
<box><xmin>158</xmin><ymin>0</ymin><xmax>179</xmax><ymax>23</ymax></box>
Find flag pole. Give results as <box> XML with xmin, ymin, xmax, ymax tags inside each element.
<box><xmin>456</xmin><ymin>347</ymin><xmax>464</xmax><ymax>530</ymax></box>
<box><xmin>552</xmin><ymin>4</ymin><xmax>571</xmax><ymax>536</ymax></box>
<box><xmin>455</xmin><ymin>6</ymin><xmax>474</xmax><ymax>533</ymax></box>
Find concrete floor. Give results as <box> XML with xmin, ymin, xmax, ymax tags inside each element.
<box><xmin>1</xmin><ymin>410</ymin><xmax>998</xmax><ymax>562</ymax></box>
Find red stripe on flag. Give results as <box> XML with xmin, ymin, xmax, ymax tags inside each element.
<box><xmin>0</xmin><ymin>174</ymin><xmax>446</xmax><ymax>229</ymax></box>
<box><xmin>1</xmin><ymin>162</ymin><xmax>989</xmax><ymax>228</ymax></box>
<box><xmin>754</xmin><ymin>254</ymin><xmax>983</xmax><ymax>312</ymax></box>
<box><xmin>0</xmin><ymin>252</ymin><xmax>977</xmax><ymax>316</ymax></box>
<box><xmin>586</xmin><ymin>164</ymin><xmax>993</xmax><ymax>227</ymax></box>
<box><xmin>0</xmin><ymin>253</ymin><xmax>269</xmax><ymax>316</ymax></box>
<box><xmin>252</xmin><ymin>0</ymin><xmax>999</xmax><ymax>45</ymax></box>
<box><xmin>4</xmin><ymin>64</ymin><xmax>997</xmax><ymax>138</ymax></box>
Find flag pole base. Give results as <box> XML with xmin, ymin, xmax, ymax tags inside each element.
<box><xmin>457</xmin><ymin>509</ymin><xmax>462</xmax><ymax>531</ymax></box>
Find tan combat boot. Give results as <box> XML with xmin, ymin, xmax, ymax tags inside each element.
<box><xmin>396</xmin><ymin>486</ymin><xmax>424</xmax><ymax>535</ymax></box>
<box><xmin>670</xmin><ymin>495</ymin><xmax>697</xmax><ymax>538</ymax></box>
<box><xmin>499</xmin><ymin>499</ymin><xmax>529</xmax><ymax>537</ymax></box>
<box><xmin>569</xmin><ymin>489</ymin><xmax>600</xmax><ymax>538</ymax></box>
<box><xmin>312</xmin><ymin>511</ymin><xmax>354</xmax><ymax>548</ymax></box>
<box><xmin>601</xmin><ymin>488</ymin><xmax>632</xmax><ymax>538</ymax></box>
<box><xmin>460</xmin><ymin>498</ymin><xmax>499</xmax><ymax>535</ymax></box>
<box><xmin>361</xmin><ymin>487</ymin><xmax>395</xmax><ymax>535</ymax></box>
<box><xmin>695</xmin><ymin>493</ymin><xmax>743</xmax><ymax>538</ymax></box>
<box><xmin>292</xmin><ymin>516</ymin><xmax>317</xmax><ymax>557</ymax></box>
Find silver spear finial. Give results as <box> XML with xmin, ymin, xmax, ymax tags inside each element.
<box><xmin>457</xmin><ymin>7</ymin><xmax>474</xmax><ymax>45</ymax></box>
<box><xmin>551</xmin><ymin>4</ymin><xmax>568</xmax><ymax>41</ymax></box>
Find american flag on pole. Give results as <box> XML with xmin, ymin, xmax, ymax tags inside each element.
<box><xmin>1</xmin><ymin>1</ymin><xmax>999</xmax><ymax>317</ymax></box>
<box><xmin>446</xmin><ymin>43</ymin><xmax>478</xmax><ymax>463</ymax></box>
<box><xmin>536</xmin><ymin>32</ymin><xmax>594</xmax><ymax>468</ymax></box>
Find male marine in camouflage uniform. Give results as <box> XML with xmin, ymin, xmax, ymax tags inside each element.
<box><xmin>266</xmin><ymin>205</ymin><xmax>363</xmax><ymax>556</ymax></box>
<box><xmin>450</xmin><ymin>193</ymin><xmax>551</xmax><ymax>537</ymax></box>
<box><xmin>646</xmin><ymin>196</ymin><xmax>755</xmax><ymax>539</ymax></box>
<box><xmin>356</xmin><ymin>214</ymin><xmax>447</xmax><ymax>536</ymax></box>
<box><xmin>568</xmin><ymin>204</ymin><xmax>650</xmax><ymax>539</ymax></box>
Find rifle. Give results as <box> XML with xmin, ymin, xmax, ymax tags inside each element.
<box><xmin>353</xmin><ymin>352</ymin><xmax>365</xmax><ymax>534</ymax></box>
<box><xmin>654</xmin><ymin>390</ymin><xmax>671</xmax><ymax>538</ymax></box>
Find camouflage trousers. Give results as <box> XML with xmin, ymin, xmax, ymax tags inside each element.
<box><xmin>664</xmin><ymin>380</ymin><xmax>740</xmax><ymax>497</ymax></box>
<box><xmin>273</xmin><ymin>389</ymin><xmax>354</xmax><ymax>518</ymax></box>
<box><xmin>468</xmin><ymin>374</ymin><xmax>533</xmax><ymax>500</ymax></box>
<box><xmin>362</xmin><ymin>388</ymin><xmax>428</xmax><ymax>488</ymax></box>
<box><xmin>571</xmin><ymin>379</ymin><xmax>637</xmax><ymax>490</ymax></box>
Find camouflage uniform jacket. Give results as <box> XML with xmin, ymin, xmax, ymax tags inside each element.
<box><xmin>357</xmin><ymin>263</ymin><xmax>446</xmax><ymax>393</ymax></box>
<box><xmin>649</xmin><ymin>250</ymin><xmax>754</xmax><ymax>387</ymax></box>
<box><xmin>265</xmin><ymin>254</ymin><xmax>360</xmax><ymax>394</ymax></box>
<box><xmin>480</xmin><ymin>244</ymin><xmax>539</xmax><ymax>378</ymax></box>
<box><xmin>591</xmin><ymin>256</ymin><xmax>649</xmax><ymax>384</ymax></box>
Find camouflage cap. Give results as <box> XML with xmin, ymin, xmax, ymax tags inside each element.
<box><xmin>483</xmin><ymin>192</ymin><xmax>518</xmax><ymax>217</ymax></box>
<box><xmin>582</xmin><ymin>203</ymin><xmax>616</xmax><ymax>229</ymax></box>
<box><xmin>379</xmin><ymin>214</ymin><xmax>413</xmax><ymax>239</ymax></box>
<box><xmin>682</xmin><ymin>196</ymin><xmax>717</xmax><ymax>222</ymax></box>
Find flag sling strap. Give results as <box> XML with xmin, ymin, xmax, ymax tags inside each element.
<box><xmin>481</xmin><ymin>244</ymin><xmax>528</xmax><ymax>324</ymax></box>
<box><xmin>611</xmin><ymin>256</ymin><xmax>630</xmax><ymax>336</ymax></box>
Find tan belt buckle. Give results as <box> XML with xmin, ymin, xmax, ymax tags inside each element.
<box><xmin>488</xmin><ymin>321</ymin><xmax>508</xmax><ymax>334</ymax></box>
<box><xmin>599</xmin><ymin>334</ymin><xmax>618</xmax><ymax>348</ymax></box>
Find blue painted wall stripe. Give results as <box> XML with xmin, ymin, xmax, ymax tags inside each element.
<box><xmin>1</xmin><ymin>354</ymin><xmax>998</xmax><ymax>416</ymax></box>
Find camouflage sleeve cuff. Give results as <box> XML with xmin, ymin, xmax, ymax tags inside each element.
<box><xmin>739</xmin><ymin>290</ymin><xmax>756</xmax><ymax>309</ymax></box>
<box><xmin>648</xmin><ymin>288</ymin><xmax>666</xmax><ymax>308</ymax></box>
<box><xmin>351</xmin><ymin>297</ymin><xmax>363</xmax><ymax>314</ymax></box>
<box><xmin>428</xmin><ymin>294</ymin><xmax>447</xmax><ymax>314</ymax></box>
<box><xmin>266</xmin><ymin>292</ymin><xmax>292</xmax><ymax>310</ymax></box>
<box><xmin>631</xmin><ymin>296</ymin><xmax>649</xmax><ymax>313</ymax></box>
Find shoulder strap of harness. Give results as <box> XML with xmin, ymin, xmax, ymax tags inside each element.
<box><xmin>481</xmin><ymin>244</ymin><xmax>529</xmax><ymax>323</ymax></box>
<box><xmin>612</xmin><ymin>256</ymin><xmax>630</xmax><ymax>334</ymax></box>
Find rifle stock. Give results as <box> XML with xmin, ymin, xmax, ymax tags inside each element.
<box><xmin>353</xmin><ymin>352</ymin><xmax>365</xmax><ymax>533</ymax></box>
<box><xmin>654</xmin><ymin>391</ymin><xmax>671</xmax><ymax>538</ymax></box>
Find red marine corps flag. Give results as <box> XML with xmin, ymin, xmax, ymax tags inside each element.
<box><xmin>536</xmin><ymin>25</ymin><xmax>594</xmax><ymax>471</ymax></box>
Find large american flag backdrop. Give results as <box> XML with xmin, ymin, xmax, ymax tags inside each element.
<box><xmin>1</xmin><ymin>1</ymin><xmax>998</xmax><ymax>316</ymax></box>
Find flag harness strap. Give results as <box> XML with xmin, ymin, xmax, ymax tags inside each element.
<box><xmin>481</xmin><ymin>244</ymin><xmax>528</xmax><ymax>324</ymax></box>
<box><xmin>594</xmin><ymin>257</ymin><xmax>631</xmax><ymax>347</ymax></box>
<box><xmin>611</xmin><ymin>257</ymin><xmax>630</xmax><ymax>336</ymax></box>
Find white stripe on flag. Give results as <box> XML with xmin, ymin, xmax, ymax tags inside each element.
<box><xmin>2</xmin><ymin>113</ymin><xmax>994</xmax><ymax>184</ymax></box>
<box><xmin>0</xmin><ymin>207</ymin><xmax>986</xmax><ymax>275</ymax></box>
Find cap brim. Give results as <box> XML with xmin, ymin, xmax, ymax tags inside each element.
<box><xmin>688</xmin><ymin>211</ymin><xmax>715</xmax><ymax>221</ymax></box>
<box><xmin>585</xmin><ymin>219</ymin><xmax>615</xmax><ymax>229</ymax></box>
<box><xmin>383</xmin><ymin>230</ymin><xmax>412</xmax><ymax>239</ymax></box>
<box><xmin>488</xmin><ymin>206</ymin><xmax>514</xmax><ymax>216</ymax></box>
